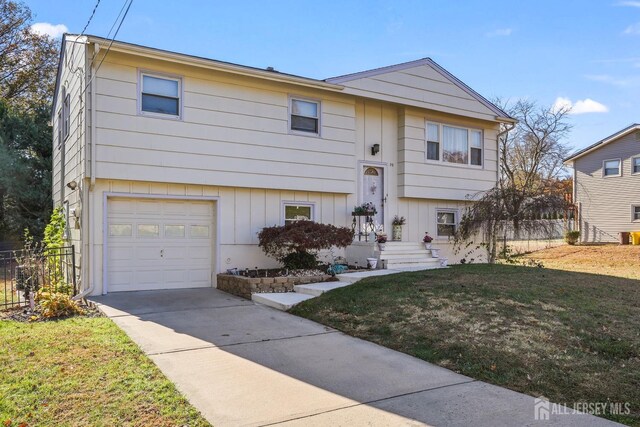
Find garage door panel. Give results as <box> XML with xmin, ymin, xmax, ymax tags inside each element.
<box><xmin>107</xmin><ymin>197</ymin><xmax>214</xmax><ymax>292</ymax></box>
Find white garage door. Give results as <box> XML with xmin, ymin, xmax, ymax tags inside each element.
<box><xmin>106</xmin><ymin>197</ymin><xmax>215</xmax><ymax>292</ymax></box>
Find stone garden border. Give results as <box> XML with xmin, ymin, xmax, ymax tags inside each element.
<box><xmin>216</xmin><ymin>273</ymin><xmax>332</xmax><ymax>299</ymax></box>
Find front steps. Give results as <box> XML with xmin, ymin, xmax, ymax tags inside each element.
<box><xmin>251</xmin><ymin>242</ymin><xmax>445</xmax><ymax>311</ymax></box>
<box><xmin>378</xmin><ymin>242</ymin><xmax>442</xmax><ymax>270</ymax></box>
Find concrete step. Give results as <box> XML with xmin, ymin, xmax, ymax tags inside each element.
<box><xmin>251</xmin><ymin>292</ymin><xmax>314</xmax><ymax>311</ymax></box>
<box><xmin>379</xmin><ymin>252</ymin><xmax>436</xmax><ymax>260</ymax></box>
<box><xmin>385</xmin><ymin>262</ymin><xmax>442</xmax><ymax>270</ymax></box>
<box><xmin>336</xmin><ymin>269</ymin><xmax>403</xmax><ymax>283</ymax></box>
<box><xmin>294</xmin><ymin>281</ymin><xmax>352</xmax><ymax>296</ymax></box>
<box><xmin>381</xmin><ymin>242</ymin><xmax>426</xmax><ymax>249</ymax></box>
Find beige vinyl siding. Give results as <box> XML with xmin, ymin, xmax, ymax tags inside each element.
<box><xmin>574</xmin><ymin>131</ymin><xmax>640</xmax><ymax>242</ymax></box>
<box><xmin>397</xmin><ymin>108</ymin><xmax>499</xmax><ymax>200</ymax></box>
<box><xmin>92</xmin><ymin>51</ymin><xmax>356</xmax><ymax>193</ymax></box>
<box><xmin>336</xmin><ymin>64</ymin><xmax>497</xmax><ymax>122</ymax></box>
<box><xmin>89</xmin><ymin>178</ymin><xmax>350</xmax><ymax>293</ymax></box>
<box><xmin>51</xmin><ymin>36</ymin><xmax>88</xmax><ymax>282</ymax></box>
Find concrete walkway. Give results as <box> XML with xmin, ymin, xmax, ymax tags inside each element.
<box><xmin>91</xmin><ymin>289</ymin><xmax>619</xmax><ymax>427</ymax></box>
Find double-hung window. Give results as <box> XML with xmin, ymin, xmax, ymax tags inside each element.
<box><xmin>632</xmin><ymin>157</ymin><xmax>640</xmax><ymax>174</ymax></box>
<box><xmin>436</xmin><ymin>210</ymin><xmax>457</xmax><ymax>237</ymax></box>
<box><xmin>633</xmin><ymin>206</ymin><xmax>640</xmax><ymax>221</ymax></box>
<box><xmin>63</xmin><ymin>90</ymin><xmax>70</xmax><ymax>141</ymax></box>
<box><xmin>426</xmin><ymin>123</ymin><xmax>440</xmax><ymax>160</ymax></box>
<box><xmin>140</xmin><ymin>72</ymin><xmax>181</xmax><ymax>118</ymax></box>
<box><xmin>290</xmin><ymin>98</ymin><xmax>320</xmax><ymax>135</ymax></box>
<box><xmin>603</xmin><ymin>159</ymin><xmax>621</xmax><ymax>177</ymax></box>
<box><xmin>426</xmin><ymin>122</ymin><xmax>483</xmax><ymax>166</ymax></box>
<box><xmin>283</xmin><ymin>202</ymin><xmax>314</xmax><ymax>226</ymax></box>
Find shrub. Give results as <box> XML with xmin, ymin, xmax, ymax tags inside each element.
<box><xmin>36</xmin><ymin>291</ymin><xmax>84</xmax><ymax>318</ymax></box>
<box><xmin>258</xmin><ymin>220</ymin><xmax>354</xmax><ymax>269</ymax></box>
<box><xmin>564</xmin><ymin>231</ymin><xmax>580</xmax><ymax>245</ymax></box>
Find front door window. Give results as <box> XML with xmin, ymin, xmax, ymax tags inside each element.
<box><xmin>362</xmin><ymin>166</ymin><xmax>384</xmax><ymax>230</ymax></box>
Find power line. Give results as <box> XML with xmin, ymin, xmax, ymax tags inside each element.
<box><xmin>80</xmin><ymin>0</ymin><xmax>101</xmax><ymax>36</ymax></box>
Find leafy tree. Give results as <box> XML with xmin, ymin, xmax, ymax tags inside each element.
<box><xmin>0</xmin><ymin>99</ymin><xmax>53</xmax><ymax>240</ymax></box>
<box><xmin>258</xmin><ymin>221</ymin><xmax>354</xmax><ymax>269</ymax></box>
<box><xmin>0</xmin><ymin>0</ymin><xmax>59</xmax><ymax>110</ymax></box>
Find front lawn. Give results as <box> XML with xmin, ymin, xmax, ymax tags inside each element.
<box><xmin>291</xmin><ymin>262</ymin><xmax>640</xmax><ymax>425</ymax></box>
<box><xmin>0</xmin><ymin>317</ymin><xmax>210</xmax><ymax>426</ymax></box>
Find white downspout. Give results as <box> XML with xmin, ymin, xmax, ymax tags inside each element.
<box><xmin>75</xmin><ymin>43</ymin><xmax>99</xmax><ymax>300</ymax></box>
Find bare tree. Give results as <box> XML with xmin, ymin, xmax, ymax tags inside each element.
<box><xmin>453</xmin><ymin>99</ymin><xmax>574</xmax><ymax>262</ymax></box>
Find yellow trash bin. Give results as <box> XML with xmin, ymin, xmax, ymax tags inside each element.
<box><xmin>631</xmin><ymin>231</ymin><xmax>640</xmax><ymax>245</ymax></box>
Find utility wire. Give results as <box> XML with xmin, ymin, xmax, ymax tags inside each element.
<box><xmin>80</xmin><ymin>0</ymin><xmax>101</xmax><ymax>36</ymax></box>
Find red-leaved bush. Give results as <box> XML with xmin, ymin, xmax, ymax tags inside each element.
<box><xmin>258</xmin><ymin>220</ymin><xmax>354</xmax><ymax>269</ymax></box>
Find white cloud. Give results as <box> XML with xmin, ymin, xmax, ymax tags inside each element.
<box><xmin>486</xmin><ymin>28</ymin><xmax>513</xmax><ymax>37</ymax></box>
<box><xmin>617</xmin><ymin>1</ymin><xmax>640</xmax><ymax>6</ymax></box>
<box><xmin>30</xmin><ymin>22</ymin><xmax>68</xmax><ymax>39</ymax></box>
<box><xmin>623</xmin><ymin>22</ymin><xmax>640</xmax><ymax>34</ymax></box>
<box><xmin>553</xmin><ymin>97</ymin><xmax>609</xmax><ymax>115</ymax></box>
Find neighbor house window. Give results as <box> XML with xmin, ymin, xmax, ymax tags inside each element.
<box><xmin>57</xmin><ymin>109</ymin><xmax>63</xmax><ymax>148</ymax></box>
<box><xmin>290</xmin><ymin>98</ymin><xmax>320</xmax><ymax>134</ymax></box>
<box><xmin>283</xmin><ymin>202</ymin><xmax>314</xmax><ymax>225</ymax></box>
<box><xmin>140</xmin><ymin>72</ymin><xmax>181</xmax><ymax>117</ymax></box>
<box><xmin>633</xmin><ymin>206</ymin><xmax>640</xmax><ymax>221</ymax></box>
<box><xmin>62</xmin><ymin>89</ymin><xmax>70</xmax><ymax>141</ymax></box>
<box><xmin>426</xmin><ymin>122</ymin><xmax>483</xmax><ymax>166</ymax></box>
<box><xmin>436</xmin><ymin>210</ymin><xmax>457</xmax><ymax>237</ymax></box>
<box><xmin>603</xmin><ymin>159</ymin><xmax>621</xmax><ymax>177</ymax></box>
<box><xmin>633</xmin><ymin>157</ymin><xmax>640</xmax><ymax>174</ymax></box>
<box><xmin>426</xmin><ymin>123</ymin><xmax>440</xmax><ymax>160</ymax></box>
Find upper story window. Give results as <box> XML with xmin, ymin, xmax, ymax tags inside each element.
<box><xmin>283</xmin><ymin>202</ymin><xmax>314</xmax><ymax>226</ymax></box>
<box><xmin>632</xmin><ymin>157</ymin><xmax>640</xmax><ymax>174</ymax></box>
<box><xmin>426</xmin><ymin>122</ymin><xmax>482</xmax><ymax>166</ymax></box>
<box><xmin>140</xmin><ymin>72</ymin><xmax>181</xmax><ymax>118</ymax></box>
<box><xmin>603</xmin><ymin>159</ymin><xmax>621</xmax><ymax>177</ymax></box>
<box><xmin>290</xmin><ymin>98</ymin><xmax>320</xmax><ymax>135</ymax></box>
<box><xmin>436</xmin><ymin>209</ymin><xmax>457</xmax><ymax>237</ymax></box>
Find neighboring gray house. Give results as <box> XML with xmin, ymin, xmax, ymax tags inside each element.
<box><xmin>564</xmin><ymin>124</ymin><xmax>640</xmax><ymax>243</ymax></box>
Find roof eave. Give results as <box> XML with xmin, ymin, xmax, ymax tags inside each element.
<box><xmin>86</xmin><ymin>35</ymin><xmax>344</xmax><ymax>92</ymax></box>
<box><xmin>563</xmin><ymin>123</ymin><xmax>640</xmax><ymax>163</ymax></box>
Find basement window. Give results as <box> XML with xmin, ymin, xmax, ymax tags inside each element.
<box><xmin>633</xmin><ymin>206</ymin><xmax>640</xmax><ymax>221</ymax></box>
<box><xmin>283</xmin><ymin>202</ymin><xmax>314</xmax><ymax>226</ymax></box>
<box><xmin>436</xmin><ymin>209</ymin><xmax>457</xmax><ymax>237</ymax></box>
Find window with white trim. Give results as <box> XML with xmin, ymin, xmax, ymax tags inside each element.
<box><xmin>290</xmin><ymin>98</ymin><xmax>320</xmax><ymax>134</ymax></box>
<box><xmin>283</xmin><ymin>203</ymin><xmax>314</xmax><ymax>225</ymax></box>
<box><xmin>426</xmin><ymin>123</ymin><xmax>440</xmax><ymax>160</ymax></box>
<box><xmin>57</xmin><ymin>109</ymin><xmax>63</xmax><ymax>148</ymax></box>
<box><xmin>140</xmin><ymin>73</ymin><xmax>181</xmax><ymax>117</ymax></box>
<box><xmin>603</xmin><ymin>159</ymin><xmax>621</xmax><ymax>177</ymax></box>
<box><xmin>633</xmin><ymin>157</ymin><xmax>640</xmax><ymax>174</ymax></box>
<box><xmin>633</xmin><ymin>206</ymin><xmax>640</xmax><ymax>221</ymax></box>
<box><xmin>425</xmin><ymin>122</ymin><xmax>482</xmax><ymax>166</ymax></box>
<box><xmin>436</xmin><ymin>209</ymin><xmax>457</xmax><ymax>237</ymax></box>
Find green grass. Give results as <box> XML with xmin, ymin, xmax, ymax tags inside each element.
<box><xmin>291</xmin><ymin>264</ymin><xmax>640</xmax><ymax>425</ymax></box>
<box><xmin>0</xmin><ymin>317</ymin><xmax>210</xmax><ymax>427</ymax></box>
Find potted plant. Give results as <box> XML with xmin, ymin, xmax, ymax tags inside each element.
<box><xmin>564</xmin><ymin>230</ymin><xmax>580</xmax><ymax>245</ymax></box>
<box><xmin>423</xmin><ymin>232</ymin><xmax>433</xmax><ymax>249</ymax></box>
<box><xmin>376</xmin><ymin>233</ymin><xmax>387</xmax><ymax>250</ymax></box>
<box><xmin>352</xmin><ymin>202</ymin><xmax>377</xmax><ymax>216</ymax></box>
<box><xmin>391</xmin><ymin>215</ymin><xmax>405</xmax><ymax>241</ymax></box>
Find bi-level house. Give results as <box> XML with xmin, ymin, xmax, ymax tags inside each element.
<box><xmin>564</xmin><ymin>124</ymin><xmax>640</xmax><ymax>243</ymax></box>
<box><xmin>52</xmin><ymin>34</ymin><xmax>514</xmax><ymax>295</ymax></box>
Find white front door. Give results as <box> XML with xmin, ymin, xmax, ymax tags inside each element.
<box><xmin>106</xmin><ymin>197</ymin><xmax>215</xmax><ymax>292</ymax></box>
<box><xmin>362</xmin><ymin>166</ymin><xmax>384</xmax><ymax>230</ymax></box>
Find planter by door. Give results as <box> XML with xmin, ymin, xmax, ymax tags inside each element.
<box><xmin>392</xmin><ymin>225</ymin><xmax>402</xmax><ymax>241</ymax></box>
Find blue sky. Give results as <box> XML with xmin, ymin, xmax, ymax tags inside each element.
<box><xmin>27</xmin><ymin>0</ymin><xmax>640</xmax><ymax>152</ymax></box>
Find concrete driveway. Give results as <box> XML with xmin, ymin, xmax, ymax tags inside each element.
<box><xmin>91</xmin><ymin>289</ymin><xmax>619</xmax><ymax>427</ymax></box>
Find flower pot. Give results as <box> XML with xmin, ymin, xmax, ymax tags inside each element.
<box><xmin>430</xmin><ymin>248</ymin><xmax>440</xmax><ymax>258</ymax></box>
<box><xmin>367</xmin><ymin>258</ymin><xmax>378</xmax><ymax>269</ymax></box>
<box><xmin>392</xmin><ymin>225</ymin><xmax>402</xmax><ymax>241</ymax></box>
<box><xmin>378</xmin><ymin>243</ymin><xmax>386</xmax><ymax>251</ymax></box>
<box><xmin>424</xmin><ymin>243</ymin><xmax>432</xmax><ymax>250</ymax></box>
<box><xmin>440</xmin><ymin>257</ymin><xmax>448</xmax><ymax>267</ymax></box>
